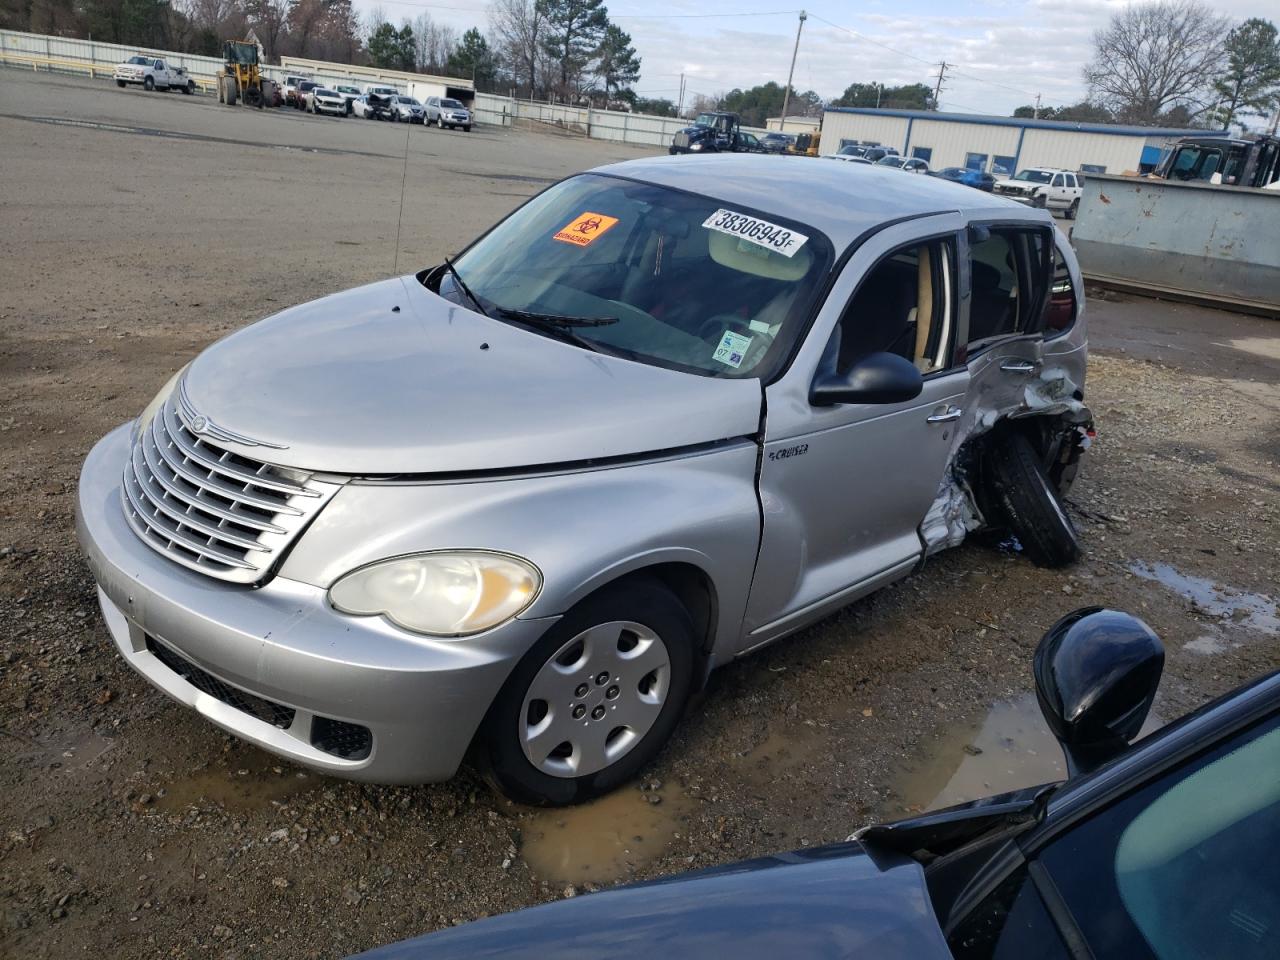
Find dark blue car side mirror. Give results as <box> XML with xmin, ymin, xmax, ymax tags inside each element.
<box><xmin>1034</xmin><ymin>607</ymin><xmax>1164</xmax><ymax>777</ymax></box>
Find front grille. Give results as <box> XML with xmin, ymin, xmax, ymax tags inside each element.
<box><xmin>310</xmin><ymin>717</ymin><xmax>372</xmax><ymax>760</ymax></box>
<box><xmin>121</xmin><ymin>385</ymin><xmax>340</xmax><ymax>584</ymax></box>
<box><xmin>146</xmin><ymin>635</ymin><xmax>296</xmax><ymax>729</ymax></box>
<box><xmin>674</xmin><ymin>132</ymin><xmax>690</xmax><ymax>148</ymax></box>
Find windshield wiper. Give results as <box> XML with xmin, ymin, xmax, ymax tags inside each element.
<box><xmin>495</xmin><ymin>308</ymin><xmax>619</xmax><ymax>328</ymax></box>
<box><xmin>440</xmin><ymin>256</ymin><xmax>489</xmax><ymax>318</ymax></box>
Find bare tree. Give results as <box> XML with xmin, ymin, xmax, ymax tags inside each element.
<box><xmin>245</xmin><ymin>0</ymin><xmax>289</xmax><ymax>61</ymax></box>
<box><xmin>1084</xmin><ymin>0</ymin><xmax>1228</xmax><ymax>124</ymax></box>
<box><xmin>489</xmin><ymin>0</ymin><xmax>545</xmax><ymax>97</ymax></box>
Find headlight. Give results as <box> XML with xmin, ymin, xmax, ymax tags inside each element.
<box><xmin>132</xmin><ymin>364</ymin><xmax>188</xmax><ymax>444</ymax></box>
<box><xmin>690</xmin><ymin>142</ymin><xmax>703</xmax><ymax>151</ymax></box>
<box><xmin>329</xmin><ymin>551</ymin><xmax>541</xmax><ymax>637</ymax></box>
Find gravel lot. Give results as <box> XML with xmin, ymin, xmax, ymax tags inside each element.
<box><xmin>2</xmin><ymin>69</ymin><xmax>1278</xmax><ymax>960</ymax></box>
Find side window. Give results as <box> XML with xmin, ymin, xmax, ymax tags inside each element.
<box><xmin>949</xmin><ymin>866</ymin><xmax>1072</xmax><ymax>960</ymax></box>
<box><xmin>1046</xmin><ymin>242</ymin><xmax>1077</xmax><ymax>335</ymax></box>
<box><xmin>836</xmin><ymin>238</ymin><xmax>956</xmax><ymax>376</ymax></box>
<box><xmin>1038</xmin><ymin>716</ymin><xmax>1280</xmax><ymax>960</ymax></box>
<box><xmin>965</xmin><ymin>227</ymin><xmax>1052</xmax><ymax>352</ymax></box>
<box><xmin>1051</xmin><ymin>174</ymin><xmax>1064</xmax><ymax>187</ymax></box>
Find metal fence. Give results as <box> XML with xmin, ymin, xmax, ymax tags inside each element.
<box><xmin>0</xmin><ymin>28</ymin><xmax>769</xmax><ymax>150</ymax></box>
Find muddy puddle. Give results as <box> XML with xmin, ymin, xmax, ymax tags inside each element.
<box><xmin>520</xmin><ymin>783</ymin><xmax>694</xmax><ymax>885</ymax></box>
<box><xmin>888</xmin><ymin>694</ymin><xmax>1162</xmax><ymax>815</ymax></box>
<box><xmin>1129</xmin><ymin>561</ymin><xmax>1279</xmax><ymax>639</ymax></box>
<box><xmin>157</xmin><ymin>756</ymin><xmax>317</xmax><ymax>813</ymax></box>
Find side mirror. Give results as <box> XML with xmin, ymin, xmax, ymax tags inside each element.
<box><xmin>810</xmin><ymin>351</ymin><xmax>923</xmax><ymax>406</ymax></box>
<box><xmin>1034</xmin><ymin>607</ymin><xmax>1164</xmax><ymax>777</ymax></box>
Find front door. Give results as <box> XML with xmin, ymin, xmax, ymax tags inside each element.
<box><xmin>743</xmin><ymin>223</ymin><xmax>966</xmax><ymax>648</ymax></box>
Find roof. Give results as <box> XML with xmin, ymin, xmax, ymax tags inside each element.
<box><xmin>592</xmin><ymin>153</ymin><xmax>1035</xmax><ymax>248</ymax></box>
<box><xmin>824</xmin><ymin>106</ymin><xmax>1215</xmax><ymax>139</ymax></box>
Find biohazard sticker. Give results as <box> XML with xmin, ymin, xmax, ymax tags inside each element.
<box><xmin>712</xmin><ymin>330</ymin><xmax>753</xmax><ymax>369</ymax></box>
<box><xmin>553</xmin><ymin>212</ymin><xmax>620</xmax><ymax>247</ymax></box>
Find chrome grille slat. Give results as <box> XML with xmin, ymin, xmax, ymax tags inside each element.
<box><xmin>121</xmin><ymin>390</ymin><xmax>341</xmax><ymax>585</ymax></box>
<box><xmin>136</xmin><ymin>429</ymin><xmax>286</xmax><ymax>534</ymax></box>
<box><xmin>148</xmin><ymin>413</ymin><xmax>303</xmax><ymax>516</ymax></box>
<box><xmin>161</xmin><ymin>402</ymin><xmax>317</xmax><ymax>498</ymax></box>
<box><xmin>123</xmin><ymin>467</ymin><xmax>258</xmax><ymax>568</ymax></box>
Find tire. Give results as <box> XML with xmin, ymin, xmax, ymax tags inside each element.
<box><xmin>983</xmin><ymin>431</ymin><xmax>1081</xmax><ymax>568</ymax></box>
<box><xmin>476</xmin><ymin>579</ymin><xmax>696</xmax><ymax>805</ymax></box>
<box><xmin>463</xmin><ymin>125</ymin><xmax>471</xmax><ymax>132</ymax></box>
<box><xmin>116</xmin><ymin>79</ymin><xmax>126</xmax><ymax>88</ymax></box>
<box><xmin>143</xmin><ymin>76</ymin><xmax>154</xmax><ymax>91</ymax></box>
<box><xmin>1033</xmin><ymin>193</ymin><xmax>1046</xmax><ymax>209</ymax></box>
<box><xmin>184</xmin><ymin>81</ymin><xmax>194</xmax><ymax>95</ymax></box>
<box><xmin>1066</xmin><ymin>199</ymin><xmax>1079</xmax><ymax>220</ymax></box>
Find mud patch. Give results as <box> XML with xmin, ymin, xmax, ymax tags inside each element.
<box><xmin>520</xmin><ymin>783</ymin><xmax>693</xmax><ymax>885</ymax></box>
<box><xmin>1129</xmin><ymin>561</ymin><xmax>1279</xmax><ymax>635</ymax></box>
<box><xmin>156</xmin><ymin>757</ymin><xmax>317</xmax><ymax>813</ymax></box>
<box><xmin>889</xmin><ymin>694</ymin><xmax>1161</xmax><ymax>814</ymax></box>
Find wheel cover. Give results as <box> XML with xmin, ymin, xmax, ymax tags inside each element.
<box><xmin>519</xmin><ymin>621</ymin><xmax>671</xmax><ymax>779</ymax></box>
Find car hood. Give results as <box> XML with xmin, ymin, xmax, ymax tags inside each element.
<box><xmin>994</xmin><ymin>179</ymin><xmax>1035</xmax><ymax>190</ymax></box>
<box><xmin>181</xmin><ymin>277</ymin><xmax>762</xmax><ymax>475</ymax></box>
<box><xmin>349</xmin><ymin>842</ymin><xmax>951</xmax><ymax>960</ymax></box>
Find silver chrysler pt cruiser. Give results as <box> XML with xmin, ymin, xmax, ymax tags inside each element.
<box><xmin>77</xmin><ymin>155</ymin><xmax>1093</xmax><ymax>804</ymax></box>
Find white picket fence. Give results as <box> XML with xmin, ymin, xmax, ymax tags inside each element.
<box><xmin>0</xmin><ymin>28</ymin><xmax>766</xmax><ymax>149</ymax></box>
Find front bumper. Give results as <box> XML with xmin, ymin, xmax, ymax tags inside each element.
<box><xmin>76</xmin><ymin>424</ymin><xmax>556</xmax><ymax>783</ymax></box>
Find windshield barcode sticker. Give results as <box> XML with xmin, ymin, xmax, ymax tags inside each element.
<box><xmin>702</xmin><ymin>209</ymin><xmax>808</xmax><ymax>258</ymax></box>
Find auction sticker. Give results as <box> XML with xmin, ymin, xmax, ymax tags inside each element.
<box><xmin>553</xmin><ymin>212</ymin><xmax>619</xmax><ymax>247</ymax></box>
<box><xmin>712</xmin><ymin>330</ymin><xmax>753</xmax><ymax>369</ymax></box>
<box><xmin>702</xmin><ymin>209</ymin><xmax>808</xmax><ymax>258</ymax></box>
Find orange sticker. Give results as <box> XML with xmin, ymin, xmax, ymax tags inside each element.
<box><xmin>553</xmin><ymin>212</ymin><xmax>619</xmax><ymax>247</ymax></box>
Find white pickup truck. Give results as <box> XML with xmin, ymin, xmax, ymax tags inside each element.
<box><xmin>992</xmin><ymin>168</ymin><xmax>1084</xmax><ymax>219</ymax></box>
<box><xmin>114</xmin><ymin>55</ymin><xmax>195</xmax><ymax>94</ymax></box>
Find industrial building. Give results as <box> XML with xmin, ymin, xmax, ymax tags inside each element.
<box><xmin>820</xmin><ymin>107</ymin><xmax>1207</xmax><ymax>176</ymax></box>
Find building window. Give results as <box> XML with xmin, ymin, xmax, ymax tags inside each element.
<box><xmin>1080</xmin><ymin>164</ymin><xmax>1106</xmax><ymax>174</ymax></box>
<box><xmin>911</xmin><ymin>146</ymin><xmax>933</xmax><ymax>164</ymax></box>
<box><xmin>993</xmin><ymin>155</ymin><xmax>1016</xmax><ymax>177</ymax></box>
<box><xmin>965</xmin><ymin>152</ymin><xmax>988</xmax><ymax>171</ymax></box>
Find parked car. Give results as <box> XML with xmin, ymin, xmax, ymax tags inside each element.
<box><xmin>931</xmin><ymin>166</ymin><xmax>997</xmax><ymax>191</ymax></box>
<box><xmin>837</xmin><ymin>144</ymin><xmax>899</xmax><ymax>163</ymax></box>
<box><xmin>364</xmin><ymin>83</ymin><xmax>401</xmax><ymax>98</ymax></box>
<box><xmin>424</xmin><ymin>96</ymin><xmax>472</xmax><ymax>131</ymax></box>
<box><xmin>306</xmin><ymin>87</ymin><xmax>348</xmax><ymax>117</ymax></box>
<box><xmin>292</xmin><ymin>80</ymin><xmax>318</xmax><ymax>110</ymax></box>
<box><xmin>877</xmin><ymin>155</ymin><xmax>931</xmax><ymax>174</ymax></box>
<box><xmin>994</xmin><ymin>168</ymin><xmax>1084</xmax><ymax>219</ymax></box>
<box><xmin>332</xmin><ymin>83</ymin><xmax>362</xmax><ymax>115</ymax></box>
<box><xmin>738</xmin><ymin>132</ymin><xmax>766</xmax><ymax>153</ymax></box>
<box><xmin>77</xmin><ymin>155</ymin><xmax>1092</xmax><ymax>805</ymax></box>
<box><xmin>113</xmin><ymin>55</ymin><xmax>194</xmax><ymax>94</ymax></box>
<box><xmin>352</xmin><ymin>606</ymin><xmax>1280</xmax><ymax>960</ymax></box>
<box><xmin>825</xmin><ymin>154</ymin><xmax>873</xmax><ymax>165</ymax></box>
<box><xmin>758</xmin><ymin>132</ymin><xmax>794</xmax><ymax>154</ymax></box>
<box><xmin>282</xmin><ymin>74</ymin><xmax>311</xmax><ymax>107</ymax></box>
<box><xmin>390</xmin><ymin>95</ymin><xmax>426</xmax><ymax>124</ymax></box>
<box><xmin>353</xmin><ymin>93</ymin><xmax>395</xmax><ymax>121</ymax></box>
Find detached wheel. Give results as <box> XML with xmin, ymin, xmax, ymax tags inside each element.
<box><xmin>984</xmin><ymin>432</ymin><xmax>1081</xmax><ymax>568</ymax></box>
<box><xmin>143</xmin><ymin>76</ymin><xmax>154</xmax><ymax>91</ymax></box>
<box><xmin>477</xmin><ymin>579</ymin><xmax>695</xmax><ymax>805</ymax></box>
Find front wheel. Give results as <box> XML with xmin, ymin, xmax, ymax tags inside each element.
<box><xmin>476</xmin><ymin>579</ymin><xmax>695</xmax><ymax>805</ymax></box>
<box><xmin>463</xmin><ymin>125</ymin><xmax>471</xmax><ymax>132</ymax></box>
<box><xmin>1066</xmin><ymin>199</ymin><xmax>1080</xmax><ymax>220</ymax></box>
<box><xmin>143</xmin><ymin>76</ymin><xmax>154</xmax><ymax>91</ymax></box>
<box><xmin>184</xmin><ymin>81</ymin><xmax>194</xmax><ymax>95</ymax></box>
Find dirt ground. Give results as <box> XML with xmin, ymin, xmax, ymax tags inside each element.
<box><xmin>2</xmin><ymin>70</ymin><xmax>1278</xmax><ymax>960</ymax></box>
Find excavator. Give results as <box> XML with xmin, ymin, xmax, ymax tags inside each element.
<box><xmin>216</xmin><ymin>40</ymin><xmax>270</xmax><ymax>109</ymax></box>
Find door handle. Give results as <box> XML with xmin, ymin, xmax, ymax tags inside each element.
<box><xmin>927</xmin><ymin>405</ymin><xmax>963</xmax><ymax>424</ymax></box>
<box><xmin>1000</xmin><ymin>360</ymin><xmax>1039</xmax><ymax>373</ymax></box>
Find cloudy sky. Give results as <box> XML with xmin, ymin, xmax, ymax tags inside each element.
<box><xmin>366</xmin><ymin>0</ymin><xmax>1278</xmax><ymax>115</ymax></box>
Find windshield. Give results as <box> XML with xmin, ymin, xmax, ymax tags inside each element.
<box><xmin>877</xmin><ymin>156</ymin><xmax>905</xmax><ymax>167</ymax></box>
<box><xmin>442</xmin><ymin>98</ymin><xmax>464</xmax><ymax>108</ymax></box>
<box><xmin>400</xmin><ymin>97</ymin><xmax>421</xmax><ymax>106</ymax></box>
<box><xmin>693</xmin><ymin>113</ymin><xmax>718</xmax><ymax>128</ymax></box>
<box><xmin>127</xmin><ymin>56</ymin><xmax>149</xmax><ymax>64</ymax></box>
<box><xmin>336</xmin><ymin>86</ymin><xmax>358</xmax><ymax>94</ymax></box>
<box><xmin>1014</xmin><ymin>170</ymin><xmax>1053</xmax><ymax>183</ymax></box>
<box><xmin>434</xmin><ymin>173</ymin><xmax>832</xmax><ymax>380</ymax></box>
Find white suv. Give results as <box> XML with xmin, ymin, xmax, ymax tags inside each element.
<box><xmin>993</xmin><ymin>168</ymin><xmax>1084</xmax><ymax>219</ymax></box>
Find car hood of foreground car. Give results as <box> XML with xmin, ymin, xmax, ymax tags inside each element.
<box><xmin>180</xmin><ymin>277</ymin><xmax>763</xmax><ymax>475</ymax></box>
<box><xmin>350</xmin><ymin>842</ymin><xmax>951</xmax><ymax>960</ymax></box>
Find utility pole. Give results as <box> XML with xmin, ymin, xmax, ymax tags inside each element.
<box><xmin>677</xmin><ymin>73</ymin><xmax>685</xmax><ymax>117</ymax></box>
<box><xmin>932</xmin><ymin>60</ymin><xmax>947</xmax><ymax>109</ymax></box>
<box><xmin>779</xmin><ymin>10</ymin><xmax>806</xmax><ymax>132</ymax></box>
<box><xmin>1033</xmin><ymin>93</ymin><xmax>1041</xmax><ymax>119</ymax></box>
<box><xmin>875</xmin><ymin>82</ymin><xmax>883</xmax><ymax>108</ymax></box>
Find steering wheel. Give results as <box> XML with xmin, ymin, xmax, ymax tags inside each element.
<box><xmin>696</xmin><ymin>314</ymin><xmax>753</xmax><ymax>345</ymax></box>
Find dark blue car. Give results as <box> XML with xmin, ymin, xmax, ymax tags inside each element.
<box><xmin>932</xmin><ymin>166</ymin><xmax>997</xmax><ymax>192</ymax></box>
<box><xmin>354</xmin><ymin>608</ymin><xmax>1280</xmax><ymax>960</ymax></box>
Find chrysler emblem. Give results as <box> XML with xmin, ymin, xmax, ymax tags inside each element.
<box><xmin>177</xmin><ymin>378</ymin><xmax>287</xmax><ymax>450</ymax></box>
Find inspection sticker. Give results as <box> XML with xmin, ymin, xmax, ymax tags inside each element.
<box><xmin>553</xmin><ymin>211</ymin><xmax>620</xmax><ymax>247</ymax></box>
<box><xmin>712</xmin><ymin>330</ymin><xmax>753</xmax><ymax>369</ymax></box>
<box><xmin>702</xmin><ymin>209</ymin><xmax>808</xmax><ymax>258</ymax></box>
